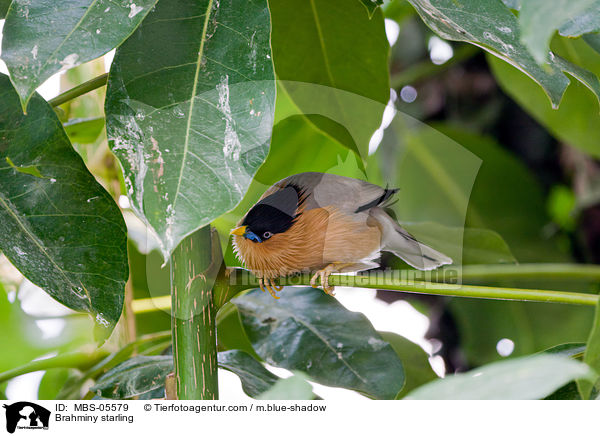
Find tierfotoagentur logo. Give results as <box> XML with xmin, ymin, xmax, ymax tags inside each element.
<box><xmin>2</xmin><ymin>402</ymin><xmax>50</xmax><ymax>433</ymax></box>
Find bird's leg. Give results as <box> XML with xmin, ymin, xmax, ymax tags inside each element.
<box><xmin>258</xmin><ymin>277</ymin><xmax>282</xmax><ymax>299</ymax></box>
<box><xmin>269</xmin><ymin>278</ymin><xmax>284</xmax><ymax>292</ymax></box>
<box><xmin>263</xmin><ymin>278</ymin><xmax>281</xmax><ymax>299</ymax></box>
<box><xmin>310</xmin><ymin>264</ymin><xmax>337</xmax><ymax>296</ymax></box>
<box><xmin>310</xmin><ymin>263</ymin><xmax>356</xmax><ymax>296</ymax></box>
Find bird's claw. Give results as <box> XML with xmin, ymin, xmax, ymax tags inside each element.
<box><xmin>310</xmin><ymin>266</ymin><xmax>336</xmax><ymax>296</ymax></box>
<box><xmin>259</xmin><ymin>278</ymin><xmax>283</xmax><ymax>299</ymax></box>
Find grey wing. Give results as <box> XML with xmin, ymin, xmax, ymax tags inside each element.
<box><xmin>272</xmin><ymin>172</ymin><xmax>396</xmax><ymax>213</ymax></box>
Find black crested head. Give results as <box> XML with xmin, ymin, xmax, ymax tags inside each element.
<box><xmin>242</xmin><ymin>185</ymin><xmax>303</xmax><ymax>242</ymax></box>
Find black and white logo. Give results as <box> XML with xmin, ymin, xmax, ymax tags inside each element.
<box><xmin>3</xmin><ymin>402</ymin><xmax>50</xmax><ymax>433</ymax></box>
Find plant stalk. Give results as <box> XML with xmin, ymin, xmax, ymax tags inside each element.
<box><xmin>49</xmin><ymin>73</ymin><xmax>108</xmax><ymax>107</ymax></box>
<box><xmin>170</xmin><ymin>226</ymin><xmax>220</xmax><ymax>400</ymax></box>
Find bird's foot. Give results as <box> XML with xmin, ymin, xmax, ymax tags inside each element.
<box><xmin>310</xmin><ymin>264</ymin><xmax>336</xmax><ymax>296</ymax></box>
<box><xmin>258</xmin><ymin>278</ymin><xmax>283</xmax><ymax>299</ymax></box>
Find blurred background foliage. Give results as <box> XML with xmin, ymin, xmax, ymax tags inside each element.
<box><xmin>1</xmin><ymin>0</ymin><xmax>600</xmax><ymax>399</ymax></box>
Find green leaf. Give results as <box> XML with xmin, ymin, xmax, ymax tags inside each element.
<box><xmin>92</xmin><ymin>351</ymin><xmax>284</xmax><ymax>399</ymax></box>
<box><xmin>578</xmin><ymin>298</ymin><xmax>600</xmax><ymax>399</ymax></box>
<box><xmin>519</xmin><ymin>0</ymin><xmax>596</xmax><ymax>64</ymax></box>
<box><xmin>91</xmin><ymin>355</ymin><xmax>172</xmax><ymax>399</ymax></box>
<box><xmin>0</xmin><ymin>0</ymin><xmax>10</xmax><ymax>19</ymax></box>
<box><xmin>379</xmin><ymin>332</ymin><xmax>438</xmax><ymax>398</ymax></box>
<box><xmin>232</xmin><ymin>287</ymin><xmax>405</xmax><ymax>400</ymax></box>
<box><xmin>488</xmin><ymin>40</ymin><xmax>600</xmax><ymax>158</ymax></box>
<box><xmin>257</xmin><ymin>373</ymin><xmax>316</xmax><ymax>400</ymax></box>
<box><xmin>38</xmin><ymin>368</ymin><xmax>71</xmax><ymax>400</ymax></box>
<box><xmin>433</xmin><ymin>124</ymin><xmax>570</xmax><ymax>261</ymax></box>
<box><xmin>5</xmin><ymin>156</ymin><xmax>43</xmax><ymax>178</ymax></box>
<box><xmin>406</xmin><ymin>0</ymin><xmax>600</xmax><ymax>108</ymax></box>
<box><xmin>270</xmin><ymin>0</ymin><xmax>389</xmax><ymax>158</ymax></box>
<box><xmin>405</xmin><ymin>354</ymin><xmax>594</xmax><ymax>399</ymax></box>
<box><xmin>63</xmin><ymin>117</ymin><xmax>104</xmax><ymax>144</ymax></box>
<box><xmin>218</xmin><ymin>350</ymin><xmax>281</xmax><ymax>398</ymax></box>
<box><xmin>105</xmin><ymin>0</ymin><xmax>275</xmax><ymax>259</ymax></box>
<box><xmin>540</xmin><ymin>344</ymin><xmax>586</xmax><ymax>398</ymax></box>
<box><xmin>559</xmin><ymin>1</ymin><xmax>600</xmax><ymax>37</ymax></box>
<box><xmin>1</xmin><ymin>0</ymin><xmax>158</xmax><ymax>110</ymax></box>
<box><xmin>450</xmin><ymin>299</ymin><xmax>594</xmax><ymax>367</ymax></box>
<box><xmin>584</xmin><ymin>33</ymin><xmax>600</xmax><ymax>55</ymax></box>
<box><xmin>216</xmin><ymin>303</ymin><xmax>261</xmax><ymax>360</ymax></box>
<box><xmin>359</xmin><ymin>0</ymin><xmax>383</xmax><ymax>17</ymax></box>
<box><xmin>0</xmin><ymin>283</ymin><xmax>52</xmax><ymax>373</ymax></box>
<box><xmin>0</xmin><ymin>74</ymin><xmax>128</xmax><ymax>338</ymax></box>
<box><xmin>542</xmin><ymin>343</ymin><xmax>586</xmax><ymax>358</ymax></box>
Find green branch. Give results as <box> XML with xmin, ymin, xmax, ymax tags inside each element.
<box><xmin>49</xmin><ymin>73</ymin><xmax>108</xmax><ymax>107</ymax></box>
<box><xmin>170</xmin><ymin>227</ymin><xmax>220</xmax><ymax>400</ymax></box>
<box><xmin>0</xmin><ymin>331</ymin><xmax>171</xmax><ymax>386</ymax></box>
<box><xmin>212</xmin><ymin>268</ymin><xmax>598</xmax><ymax>307</ymax></box>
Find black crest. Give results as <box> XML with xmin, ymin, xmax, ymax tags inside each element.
<box><xmin>242</xmin><ymin>185</ymin><xmax>304</xmax><ymax>236</ymax></box>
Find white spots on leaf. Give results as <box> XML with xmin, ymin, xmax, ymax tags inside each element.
<box><xmin>164</xmin><ymin>203</ymin><xmax>175</xmax><ymax>250</ymax></box>
<box><xmin>172</xmin><ymin>106</ymin><xmax>185</xmax><ymax>118</ymax></box>
<box><xmin>497</xmin><ymin>26</ymin><xmax>512</xmax><ymax>34</ymax></box>
<box><xmin>104</xmin><ymin>6</ymin><xmax>110</xmax><ymax>12</ymax></box>
<box><xmin>482</xmin><ymin>31</ymin><xmax>514</xmax><ymax>54</ymax></box>
<box><xmin>59</xmin><ymin>53</ymin><xmax>80</xmax><ymax>71</ymax></box>
<box><xmin>368</xmin><ymin>337</ymin><xmax>386</xmax><ymax>351</ymax></box>
<box><xmin>128</xmin><ymin>3</ymin><xmax>144</xmax><ymax>18</ymax></box>
<box><xmin>49</xmin><ymin>178</ymin><xmax>56</xmax><ymax>183</ymax></box>
<box><xmin>96</xmin><ymin>29</ymin><xmax>101</xmax><ymax>34</ymax></box>
<box><xmin>13</xmin><ymin>247</ymin><xmax>25</xmax><ymax>257</ymax></box>
<box><xmin>86</xmin><ymin>196</ymin><xmax>100</xmax><ymax>203</ymax></box>
<box><xmin>216</xmin><ymin>75</ymin><xmax>242</xmax><ymax>162</ymax></box>
<box><xmin>31</xmin><ymin>45</ymin><xmax>38</xmax><ymax>60</ymax></box>
<box><xmin>95</xmin><ymin>313</ymin><xmax>110</xmax><ymax>327</ymax></box>
<box><xmin>248</xmin><ymin>31</ymin><xmax>257</xmax><ymax>74</ymax></box>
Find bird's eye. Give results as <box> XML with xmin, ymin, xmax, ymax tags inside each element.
<box><xmin>262</xmin><ymin>231</ymin><xmax>272</xmax><ymax>239</ymax></box>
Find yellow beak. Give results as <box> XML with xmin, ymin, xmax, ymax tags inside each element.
<box><xmin>230</xmin><ymin>225</ymin><xmax>247</xmax><ymax>236</ymax></box>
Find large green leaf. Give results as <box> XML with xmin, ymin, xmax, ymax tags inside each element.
<box><xmin>106</xmin><ymin>0</ymin><xmax>275</xmax><ymax>259</ymax></box>
<box><xmin>92</xmin><ymin>351</ymin><xmax>283</xmax><ymax>399</ymax></box>
<box><xmin>91</xmin><ymin>355</ymin><xmax>172</xmax><ymax>399</ymax></box>
<box><xmin>0</xmin><ymin>74</ymin><xmax>128</xmax><ymax>337</ymax></box>
<box><xmin>578</xmin><ymin>298</ymin><xmax>600</xmax><ymax>399</ymax></box>
<box><xmin>560</xmin><ymin>2</ymin><xmax>600</xmax><ymax>36</ymax></box>
<box><xmin>488</xmin><ymin>40</ymin><xmax>600</xmax><ymax>158</ymax></box>
<box><xmin>232</xmin><ymin>287</ymin><xmax>405</xmax><ymax>400</ymax></box>
<box><xmin>379</xmin><ymin>332</ymin><xmax>438</xmax><ymax>398</ymax></box>
<box><xmin>406</xmin><ymin>0</ymin><xmax>600</xmax><ymax>108</ymax></box>
<box><xmin>405</xmin><ymin>354</ymin><xmax>594</xmax><ymax>400</ymax></box>
<box><xmin>218</xmin><ymin>350</ymin><xmax>281</xmax><ymax>398</ymax></box>
<box><xmin>433</xmin><ymin>124</ymin><xmax>569</xmax><ymax>261</ymax></box>
<box><xmin>269</xmin><ymin>0</ymin><xmax>389</xmax><ymax>158</ymax></box>
<box><xmin>257</xmin><ymin>373</ymin><xmax>316</xmax><ymax>400</ymax></box>
<box><xmin>0</xmin><ymin>0</ymin><xmax>10</xmax><ymax>18</ymax></box>
<box><xmin>63</xmin><ymin>117</ymin><xmax>104</xmax><ymax>144</ymax></box>
<box><xmin>519</xmin><ymin>0</ymin><xmax>596</xmax><ymax>63</ymax></box>
<box><xmin>1</xmin><ymin>0</ymin><xmax>158</xmax><ymax>110</ymax></box>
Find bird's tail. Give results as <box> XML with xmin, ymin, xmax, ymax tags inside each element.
<box><xmin>371</xmin><ymin>208</ymin><xmax>452</xmax><ymax>271</ymax></box>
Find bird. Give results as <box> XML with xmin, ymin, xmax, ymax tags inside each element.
<box><xmin>230</xmin><ymin>172</ymin><xmax>452</xmax><ymax>299</ymax></box>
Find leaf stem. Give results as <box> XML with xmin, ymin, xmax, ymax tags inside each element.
<box><xmin>49</xmin><ymin>73</ymin><xmax>108</xmax><ymax>107</ymax></box>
